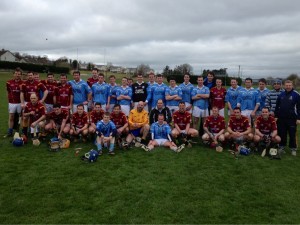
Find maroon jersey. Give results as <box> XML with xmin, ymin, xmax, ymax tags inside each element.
<box><xmin>48</xmin><ymin>109</ymin><xmax>70</xmax><ymax>125</ymax></box>
<box><xmin>228</xmin><ymin>115</ymin><xmax>250</xmax><ymax>132</ymax></box>
<box><xmin>255</xmin><ymin>115</ymin><xmax>277</xmax><ymax>135</ymax></box>
<box><xmin>87</xmin><ymin>77</ymin><xmax>99</xmax><ymax>87</ymax></box>
<box><xmin>89</xmin><ymin>109</ymin><xmax>105</xmax><ymax>124</ymax></box>
<box><xmin>204</xmin><ymin>115</ymin><xmax>225</xmax><ymax>133</ymax></box>
<box><xmin>41</xmin><ymin>80</ymin><xmax>57</xmax><ymax>104</ymax></box>
<box><xmin>110</xmin><ymin>111</ymin><xmax>128</xmax><ymax>128</ymax></box>
<box><xmin>21</xmin><ymin>80</ymin><xmax>47</xmax><ymax>102</ymax></box>
<box><xmin>6</xmin><ymin>79</ymin><xmax>23</xmax><ymax>103</ymax></box>
<box><xmin>172</xmin><ymin>110</ymin><xmax>191</xmax><ymax>130</ymax></box>
<box><xmin>210</xmin><ymin>87</ymin><xmax>227</xmax><ymax>109</ymax></box>
<box><xmin>24</xmin><ymin>102</ymin><xmax>46</xmax><ymax>123</ymax></box>
<box><xmin>55</xmin><ymin>83</ymin><xmax>73</xmax><ymax>107</ymax></box>
<box><xmin>72</xmin><ymin>111</ymin><xmax>88</xmax><ymax>128</ymax></box>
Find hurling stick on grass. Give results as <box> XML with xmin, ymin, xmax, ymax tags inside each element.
<box><xmin>32</xmin><ymin>126</ymin><xmax>40</xmax><ymax>146</ymax></box>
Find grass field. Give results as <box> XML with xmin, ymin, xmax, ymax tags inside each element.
<box><xmin>0</xmin><ymin>70</ymin><xmax>300</xmax><ymax>224</ymax></box>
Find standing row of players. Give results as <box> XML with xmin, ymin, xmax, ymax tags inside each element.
<box><xmin>6</xmin><ymin>68</ymin><xmax>300</xmax><ymax>154</ymax></box>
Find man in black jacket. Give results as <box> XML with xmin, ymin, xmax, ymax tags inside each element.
<box><xmin>132</xmin><ymin>74</ymin><xmax>148</xmax><ymax>111</ymax></box>
<box><xmin>275</xmin><ymin>80</ymin><xmax>300</xmax><ymax>156</ymax></box>
<box><xmin>149</xmin><ymin>99</ymin><xmax>172</xmax><ymax>125</ymax></box>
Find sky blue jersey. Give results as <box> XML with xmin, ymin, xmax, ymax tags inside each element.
<box><xmin>116</xmin><ymin>86</ymin><xmax>132</xmax><ymax>105</ymax></box>
<box><xmin>147</xmin><ymin>83</ymin><xmax>168</xmax><ymax>108</ymax></box>
<box><xmin>256</xmin><ymin>88</ymin><xmax>270</xmax><ymax>111</ymax></box>
<box><xmin>68</xmin><ymin>79</ymin><xmax>92</xmax><ymax>104</ymax></box>
<box><xmin>191</xmin><ymin>85</ymin><xmax>210</xmax><ymax>109</ymax></box>
<box><xmin>178</xmin><ymin>82</ymin><xmax>194</xmax><ymax>103</ymax></box>
<box><xmin>225</xmin><ymin>86</ymin><xmax>242</xmax><ymax>109</ymax></box>
<box><xmin>96</xmin><ymin>120</ymin><xmax>116</xmax><ymax>137</ymax></box>
<box><xmin>150</xmin><ymin>122</ymin><xmax>172</xmax><ymax>140</ymax></box>
<box><xmin>165</xmin><ymin>86</ymin><xmax>183</xmax><ymax>107</ymax></box>
<box><xmin>91</xmin><ymin>82</ymin><xmax>110</xmax><ymax>105</ymax></box>
<box><xmin>108</xmin><ymin>84</ymin><xmax>119</xmax><ymax>104</ymax></box>
<box><xmin>237</xmin><ymin>87</ymin><xmax>261</xmax><ymax>111</ymax></box>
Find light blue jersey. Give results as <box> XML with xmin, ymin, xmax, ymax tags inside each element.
<box><xmin>108</xmin><ymin>84</ymin><xmax>119</xmax><ymax>104</ymax></box>
<box><xmin>68</xmin><ymin>79</ymin><xmax>92</xmax><ymax>104</ymax></box>
<box><xmin>237</xmin><ymin>87</ymin><xmax>261</xmax><ymax>111</ymax></box>
<box><xmin>225</xmin><ymin>86</ymin><xmax>242</xmax><ymax>109</ymax></box>
<box><xmin>191</xmin><ymin>86</ymin><xmax>210</xmax><ymax>109</ymax></box>
<box><xmin>165</xmin><ymin>86</ymin><xmax>182</xmax><ymax>107</ymax></box>
<box><xmin>178</xmin><ymin>82</ymin><xmax>194</xmax><ymax>103</ymax></box>
<box><xmin>150</xmin><ymin>122</ymin><xmax>172</xmax><ymax>140</ymax></box>
<box><xmin>116</xmin><ymin>86</ymin><xmax>132</xmax><ymax>105</ymax></box>
<box><xmin>96</xmin><ymin>120</ymin><xmax>116</xmax><ymax>137</ymax></box>
<box><xmin>256</xmin><ymin>88</ymin><xmax>270</xmax><ymax>111</ymax></box>
<box><xmin>147</xmin><ymin>83</ymin><xmax>168</xmax><ymax>108</ymax></box>
<box><xmin>91</xmin><ymin>82</ymin><xmax>110</xmax><ymax>105</ymax></box>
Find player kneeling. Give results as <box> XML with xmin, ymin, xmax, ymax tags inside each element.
<box><xmin>45</xmin><ymin>104</ymin><xmax>70</xmax><ymax>139</ymax></box>
<box><xmin>202</xmin><ymin>106</ymin><xmax>225</xmax><ymax>149</ymax></box>
<box><xmin>224</xmin><ymin>107</ymin><xmax>253</xmax><ymax>151</ymax></box>
<box><xmin>143</xmin><ymin>114</ymin><xmax>181</xmax><ymax>152</ymax></box>
<box><xmin>95</xmin><ymin>112</ymin><xmax>117</xmax><ymax>155</ymax></box>
<box><xmin>70</xmin><ymin>104</ymin><xmax>89</xmax><ymax>142</ymax></box>
<box><xmin>253</xmin><ymin>107</ymin><xmax>281</xmax><ymax>156</ymax></box>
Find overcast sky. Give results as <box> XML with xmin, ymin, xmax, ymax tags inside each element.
<box><xmin>1</xmin><ymin>0</ymin><xmax>300</xmax><ymax>78</ymax></box>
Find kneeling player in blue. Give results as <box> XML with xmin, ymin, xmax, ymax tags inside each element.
<box><xmin>95</xmin><ymin>112</ymin><xmax>117</xmax><ymax>155</ymax></box>
<box><xmin>143</xmin><ymin>114</ymin><xmax>182</xmax><ymax>152</ymax></box>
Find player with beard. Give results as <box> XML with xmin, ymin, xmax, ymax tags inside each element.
<box><xmin>209</xmin><ymin>79</ymin><xmax>227</xmax><ymax>117</ymax></box>
<box><xmin>110</xmin><ymin>104</ymin><xmax>129</xmax><ymax>147</ymax></box>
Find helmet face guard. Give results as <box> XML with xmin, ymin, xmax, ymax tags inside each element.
<box><xmin>81</xmin><ymin>150</ymin><xmax>99</xmax><ymax>163</ymax></box>
<box><xmin>49</xmin><ymin>138</ymin><xmax>61</xmax><ymax>152</ymax></box>
<box><xmin>12</xmin><ymin>138</ymin><xmax>24</xmax><ymax>147</ymax></box>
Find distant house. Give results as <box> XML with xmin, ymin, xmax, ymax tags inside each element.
<box><xmin>0</xmin><ymin>49</ymin><xmax>18</xmax><ymax>62</ymax></box>
<box><xmin>95</xmin><ymin>64</ymin><xmax>107</xmax><ymax>72</ymax></box>
<box><xmin>110</xmin><ymin>66</ymin><xmax>124</xmax><ymax>73</ymax></box>
<box><xmin>125</xmin><ymin>67</ymin><xmax>137</xmax><ymax>75</ymax></box>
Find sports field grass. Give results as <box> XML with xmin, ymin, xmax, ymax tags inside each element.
<box><xmin>0</xmin><ymin>71</ymin><xmax>300</xmax><ymax>224</ymax></box>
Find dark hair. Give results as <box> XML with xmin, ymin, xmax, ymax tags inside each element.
<box><xmin>197</xmin><ymin>76</ymin><xmax>204</xmax><ymax>80</ymax></box>
<box><xmin>60</xmin><ymin>73</ymin><xmax>67</xmax><ymax>78</ymax></box>
<box><xmin>53</xmin><ymin>103</ymin><xmax>61</xmax><ymax>108</ymax></box>
<box><xmin>169</xmin><ymin>76</ymin><xmax>176</xmax><ymax>81</ymax></box>
<box><xmin>113</xmin><ymin>104</ymin><xmax>121</xmax><ymax>109</ymax></box>
<box><xmin>15</xmin><ymin>67</ymin><xmax>22</xmax><ymax>72</ymax></box>
<box><xmin>158</xmin><ymin>114</ymin><xmax>165</xmax><ymax>119</ymax></box>
<box><xmin>233</xmin><ymin>107</ymin><xmax>241</xmax><ymax>112</ymax></box>
<box><xmin>109</xmin><ymin>75</ymin><xmax>116</xmax><ymax>79</ymax></box>
<box><xmin>73</xmin><ymin>71</ymin><xmax>80</xmax><ymax>75</ymax></box>
<box><xmin>156</xmin><ymin>74</ymin><xmax>163</xmax><ymax>78</ymax></box>
<box><xmin>94</xmin><ymin>102</ymin><xmax>101</xmax><ymax>107</ymax></box>
<box><xmin>47</xmin><ymin>73</ymin><xmax>54</xmax><ymax>77</ymax></box>
<box><xmin>207</xmin><ymin>71</ymin><xmax>215</xmax><ymax>77</ymax></box>
<box><xmin>258</xmin><ymin>78</ymin><xmax>266</xmax><ymax>84</ymax></box>
<box><xmin>77</xmin><ymin>104</ymin><xmax>84</xmax><ymax>109</ymax></box>
<box><xmin>179</xmin><ymin>101</ymin><xmax>185</xmax><ymax>105</ymax></box>
<box><xmin>245</xmin><ymin>77</ymin><xmax>252</xmax><ymax>83</ymax></box>
<box><xmin>98</xmin><ymin>73</ymin><xmax>104</xmax><ymax>77</ymax></box>
<box><xmin>92</xmin><ymin>68</ymin><xmax>98</xmax><ymax>72</ymax></box>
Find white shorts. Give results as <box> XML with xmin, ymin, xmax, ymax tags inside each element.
<box><xmin>121</xmin><ymin>105</ymin><xmax>130</xmax><ymax>116</ymax></box>
<box><xmin>185</xmin><ymin>102</ymin><xmax>192</xmax><ymax>113</ymax></box>
<box><xmin>241</xmin><ymin>110</ymin><xmax>252</xmax><ymax>123</ymax></box>
<box><xmin>167</xmin><ymin>106</ymin><xmax>179</xmax><ymax>115</ymax></box>
<box><xmin>210</xmin><ymin>108</ymin><xmax>224</xmax><ymax>117</ymax></box>
<box><xmin>133</xmin><ymin>102</ymin><xmax>148</xmax><ymax>112</ymax></box>
<box><xmin>108</xmin><ymin>104</ymin><xmax>115</xmax><ymax>113</ymax></box>
<box><xmin>73</xmin><ymin>104</ymin><xmax>88</xmax><ymax>113</ymax></box>
<box><xmin>192</xmin><ymin>106</ymin><xmax>209</xmax><ymax>118</ymax></box>
<box><xmin>45</xmin><ymin>104</ymin><xmax>53</xmax><ymax>113</ymax></box>
<box><xmin>8</xmin><ymin>103</ymin><xmax>22</xmax><ymax>114</ymax></box>
<box><xmin>154</xmin><ymin>138</ymin><xmax>169</xmax><ymax>146</ymax></box>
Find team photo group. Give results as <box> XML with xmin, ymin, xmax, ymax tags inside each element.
<box><xmin>6</xmin><ymin>67</ymin><xmax>300</xmax><ymax>158</ymax></box>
